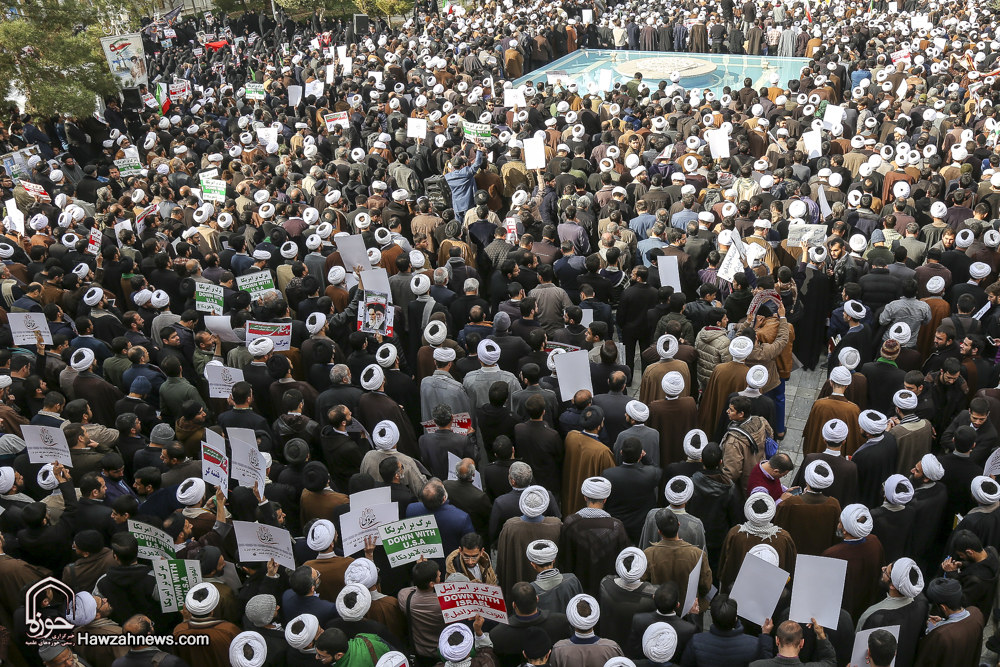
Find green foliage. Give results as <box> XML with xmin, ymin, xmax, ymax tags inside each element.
<box><xmin>0</xmin><ymin>16</ymin><xmax>119</xmax><ymax>118</ymax></box>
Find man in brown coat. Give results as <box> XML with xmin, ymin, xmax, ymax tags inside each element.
<box><xmin>561</xmin><ymin>406</ymin><xmax>616</xmax><ymax>514</ymax></box>
<box><xmin>643</xmin><ymin>510</ymin><xmax>713</xmax><ymax>610</ymax></box>
<box><xmin>174</xmin><ymin>582</ymin><xmax>241</xmax><ymax>667</ymax></box>
<box><xmin>303</xmin><ymin>519</ymin><xmax>355</xmax><ymax>602</ymax></box>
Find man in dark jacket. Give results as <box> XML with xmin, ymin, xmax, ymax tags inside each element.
<box><xmin>680</xmin><ymin>594</ymin><xmax>773</xmax><ymax>665</ymax></box>
<box><xmin>625</xmin><ymin>581</ymin><xmax>697</xmax><ymax>660</ymax></box>
<box><xmin>489</xmin><ymin>583</ymin><xmax>572</xmax><ymax>667</ymax></box>
<box><xmin>602</xmin><ymin>438</ymin><xmax>661</xmax><ymax>544</ymax></box>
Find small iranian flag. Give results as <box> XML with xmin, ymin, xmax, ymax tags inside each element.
<box><xmin>155</xmin><ymin>82</ymin><xmax>172</xmax><ymax>114</ymax></box>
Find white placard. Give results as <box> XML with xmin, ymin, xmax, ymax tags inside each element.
<box><xmin>245</xmin><ymin>320</ymin><xmax>292</xmax><ymax>352</ymax></box>
<box><xmin>553</xmin><ymin>349</ymin><xmax>593</xmax><ymax>402</ymax></box>
<box><xmin>360</xmin><ymin>268</ymin><xmax>391</xmax><ymax>297</ymax></box>
<box><xmin>717</xmin><ymin>246</ymin><xmax>743</xmax><ymax>283</ymax></box>
<box><xmin>524</xmin><ymin>136</ymin><xmax>547</xmax><ymax>170</ymax></box>
<box><xmin>682</xmin><ymin>554</ymin><xmax>703</xmax><ymax>615</ymax></box>
<box><xmin>789</xmin><ymin>555</ymin><xmax>847</xmax><ymax>629</ymax></box>
<box><xmin>658</xmin><ymin>255</ymin><xmax>682</xmax><ymax>292</ymax></box>
<box><xmin>151</xmin><ymin>558</ymin><xmax>202</xmax><ymax>614</ymax></box>
<box><xmin>985</xmin><ymin>448</ymin><xmax>1000</xmax><ymax>476</ymax></box>
<box><xmin>22</xmin><ymin>425</ymin><xmax>72</xmax><ymax>467</ymax></box>
<box><xmin>337</xmin><ymin>45</ymin><xmax>347</xmax><ymax>59</ymax></box>
<box><xmin>817</xmin><ymin>186</ymin><xmax>832</xmax><ymax>219</ymax></box>
<box><xmin>851</xmin><ymin>625</ymin><xmax>900</xmax><ymax>667</ymax></box>
<box><xmin>342</xmin><ymin>57</ymin><xmax>353</xmax><ymax>76</ymax></box>
<box><xmin>255</xmin><ymin>127</ymin><xmax>277</xmax><ymax>145</ymax></box>
<box><xmin>581</xmin><ymin>8</ymin><xmax>593</xmax><ymax>23</ymax></box>
<box><xmin>201</xmin><ymin>430</ymin><xmax>229</xmax><ymax>493</ymax></box>
<box><xmin>4</xmin><ymin>199</ymin><xmax>24</xmax><ymax>235</ymax></box>
<box><xmin>407</xmin><ymin>117</ymin><xmax>428</xmax><ymax>140</ymax></box>
<box><xmin>350</xmin><ymin>486</ymin><xmax>392</xmax><ymax>508</ymax></box>
<box><xmin>232</xmin><ymin>520</ymin><xmax>295</xmax><ymax>570</ymax></box>
<box><xmin>326</xmin><ymin>63</ymin><xmax>336</xmax><ymax>85</ymax></box>
<box><xmin>503</xmin><ymin>88</ymin><xmax>527</xmax><ymax>108</ymax></box>
<box><xmin>305</xmin><ymin>80</ymin><xmax>324</xmax><ymax>99</ymax></box>
<box><xmin>822</xmin><ymin>104</ymin><xmax>844</xmax><ymax>131</ymax></box>
<box><xmin>337</xmin><ymin>233</ymin><xmax>370</xmax><ymax>271</ymax></box>
<box><xmin>447</xmin><ymin>451</ymin><xmax>482</xmax><ymax>489</ymax></box>
<box><xmin>706</xmin><ymin>128</ymin><xmax>731</xmax><ymax>158</ymax></box>
<box><xmin>288</xmin><ymin>85</ymin><xmax>303</xmax><ymax>107</ymax></box>
<box><xmin>204</xmin><ymin>315</ymin><xmax>242</xmax><ymax>343</ymax></box>
<box><xmin>802</xmin><ymin>129</ymin><xmax>823</xmax><ymax>159</ymax></box>
<box><xmin>339</xmin><ymin>502</ymin><xmax>399</xmax><ymax>555</ymax></box>
<box><xmin>729</xmin><ymin>552</ymin><xmax>791</xmax><ymax>626</ymax></box>
<box><xmin>580</xmin><ymin>309</ymin><xmax>594</xmax><ymax>327</ymax></box>
<box><xmin>205</xmin><ymin>365</ymin><xmax>244</xmax><ymax>398</ymax></box>
<box><xmin>8</xmin><ymin>312</ymin><xmax>53</xmax><ymax>345</ymax></box>
<box><xmin>229</xmin><ymin>429</ymin><xmax>266</xmax><ymax>491</ymax></box>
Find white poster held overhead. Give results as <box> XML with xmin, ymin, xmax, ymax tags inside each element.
<box><xmin>729</xmin><ymin>552</ymin><xmax>790</xmax><ymax>626</ymax></box>
<box><xmin>553</xmin><ymin>349</ymin><xmax>593</xmax><ymax>401</ymax></box>
<box><xmin>22</xmin><ymin>425</ymin><xmax>72</xmax><ymax>467</ymax></box>
<box><xmin>802</xmin><ymin>129</ymin><xmax>823</xmax><ymax>159</ymax></box>
<box><xmin>339</xmin><ymin>502</ymin><xmax>399</xmax><ymax>555</ymax></box>
<box><xmin>232</xmin><ymin>520</ymin><xmax>295</xmax><ymax>570</ymax></box>
<box><xmin>8</xmin><ymin>312</ymin><xmax>53</xmax><ymax>345</ymax></box>
<box><xmin>201</xmin><ymin>434</ymin><xmax>229</xmax><ymax>494</ymax></box>
<box><xmin>288</xmin><ymin>85</ymin><xmax>303</xmax><ymax>107</ymax></box>
<box><xmin>706</xmin><ymin>128</ymin><xmax>731</xmax><ymax>158</ymax></box>
<box><xmin>717</xmin><ymin>246</ymin><xmax>744</xmax><ymax>283</ymax></box>
<box><xmin>789</xmin><ymin>555</ymin><xmax>847</xmax><ymax>629</ymax></box>
<box><xmin>336</xmin><ymin>234</ymin><xmax>370</xmax><ymax>272</ymax></box>
<box><xmin>4</xmin><ymin>199</ymin><xmax>24</xmax><ymax>235</ymax></box>
<box><xmin>359</xmin><ymin>268</ymin><xmax>391</xmax><ymax>298</ymax></box>
<box><xmin>822</xmin><ymin>104</ymin><xmax>844</xmax><ymax>131</ymax></box>
<box><xmin>851</xmin><ymin>626</ymin><xmax>900</xmax><ymax>667</ymax></box>
<box><xmin>205</xmin><ymin>365</ymin><xmax>244</xmax><ymax>398</ymax></box>
<box><xmin>524</xmin><ymin>136</ymin><xmax>547</xmax><ymax>170</ymax></box>
<box><xmin>204</xmin><ymin>315</ymin><xmax>242</xmax><ymax>343</ymax></box>
<box><xmin>447</xmin><ymin>451</ymin><xmax>483</xmax><ymax>489</ymax></box>
<box><xmin>658</xmin><ymin>255</ymin><xmax>682</xmax><ymax>292</ymax></box>
<box><xmin>682</xmin><ymin>554</ymin><xmax>703</xmax><ymax>615</ymax></box>
<box><xmin>407</xmin><ymin>117</ymin><xmax>428</xmax><ymax>140</ymax></box>
<box><xmin>503</xmin><ymin>88</ymin><xmax>527</xmax><ymax>108</ymax></box>
<box><xmin>99</xmin><ymin>33</ymin><xmax>148</xmax><ymax>88</ymax></box>
<box><xmin>229</xmin><ymin>429</ymin><xmax>266</xmax><ymax>491</ymax></box>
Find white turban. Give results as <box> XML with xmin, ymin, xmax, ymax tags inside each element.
<box><xmin>230</xmin><ymin>631</ymin><xmax>268</xmax><ymax>667</ymax></box>
<box><xmin>519</xmin><ymin>485</ymin><xmax>549</xmax><ymax>518</ymax></box>
<box><xmin>829</xmin><ymin>366</ymin><xmax>853</xmax><ymax>386</ymax></box>
<box><xmin>844</xmin><ymin>299</ymin><xmax>866</xmax><ymax>319</ymax></box>
<box><xmin>893</xmin><ymin>390</ymin><xmax>918</xmax><ymax>410</ymax></box>
<box><xmin>305</xmin><ymin>313</ymin><xmax>326</xmax><ymax>335</ymax></box>
<box><xmin>625</xmin><ymin>400</ymin><xmax>649</xmax><ymax>423</ymax></box>
<box><xmin>37</xmin><ymin>464</ymin><xmax>57</xmax><ymax>491</ymax></box>
<box><xmin>176</xmin><ymin>477</ymin><xmax>206</xmax><ymax>506</ymax></box>
<box><xmin>889</xmin><ymin>322</ymin><xmax>911</xmax><ymax>345</ymax></box>
<box><xmin>566</xmin><ymin>594</ymin><xmax>600</xmax><ymax>630</ymax></box>
<box><xmin>661</xmin><ymin>371</ymin><xmax>685</xmax><ymax>397</ymax></box>
<box><xmin>859</xmin><ymin>410</ymin><xmax>887</xmax><ymax>435</ymax></box>
<box><xmin>372</xmin><ymin>420</ymin><xmax>399</xmax><ymax>450</ymax></box>
<box><xmin>746</xmin><ymin>365</ymin><xmax>768</xmax><ymax>389</ymax></box>
<box><xmin>804</xmin><ymin>460</ymin><xmax>834</xmax><ymax>490</ymax></box>
<box><xmin>247</xmin><ymin>337</ymin><xmax>274</xmax><ymax>357</ymax></box>
<box><xmin>748</xmin><ymin>544</ymin><xmax>780</xmax><ymax>566</ymax></box>
<box><xmin>971</xmin><ymin>262</ymin><xmax>991</xmax><ymax>280</ymax></box>
<box><xmin>890</xmin><ymin>557</ymin><xmax>924</xmax><ymax>598</ymax></box>
<box><xmin>439</xmin><ymin>623</ymin><xmax>474</xmax><ymax>662</ymax></box>
<box><xmin>642</xmin><ymin>622</ymin><xmax>678</xmax><ymax>663</ymax></box>
<box><xmin>328</xmin><ymin>266</ymin><xmax>347</xmax><ymax>285</ymax></box>
<box><xmin>729</xmin><ymin>336</ymin><xmax>754</xmax><ymax>361</ymax></box>
<box><xmin>822</xmin><ymin>418</ymin><xmax>849</xmax><ymax>443</ymax></box>
<box><xmin>66</xmin><ymin>591</ymin><xmax>97</xmax><ymax>627</ymax></box>
<box><xmin>926</xmin><ymin>276</ymin><xmax>945</xmax><ymax>294</ymax></box>
<box><xmin>344</xmin><ymin>557</ymin><xmax>379</xmax><ymax>589</ymax></box>
<box><xmin>527</xmin><ymin>539</ymin><xmax>559</xmax><ymax>564</ymax></box>
<box><xmin>615</xmin><ymin>547</ymin><xmax>647</xmax><ymax>582</ymax></box>
<box><xmin>683</xmin><ymin>430</ymin><xmax>707</xmax><ymax>460</ymax></box>
<box><xmin>83</xmin><ymin>287</ymin><xmax>103</xmax><ymax>307</ymax></box>
<box><xmin>884</xmin><ymin>474</ymin><xmax>914</xmax><ymax>505</ymax></box>
<box><xmin>185</xmin><ymin>583</ymin><xmax>220</xmax><ymax>617</ymax></box>
<box><xmin>336</xmin><ymin>583</ymin><xmax>372</xmax><ymax>620</ymax></box>
<box><xmin>150</xmin><ymin>289</ymin><xmax>170</xmax><ymax>309</ymax></box>
<box><xmin>433</xmin><ymin>347</ymin><xmax>457</xmax><ymax>363</ymax></box>
<box><xmin>425</xmin><ymin>321</ymin><xmax>448</xmax><ymax>346</ymax></box>
<box><xmin>972</xmin><ymin>475</ymin><xmax>1000</xmax><ymax>505</ymax></box>
<box><xmin>665</xmin><ymin>476</ymin><xmax>694</xmax><ymax>506</ymax></box>
<box><xmin>252</xmin><ymin>249</ymin><xmax>271</xmax><ymax>261</ymax></box>
<box><xmin>838</xmin><ymin>346</ymin><xmax>861</xmax><ymax>370</ymax></box>
<box><xmin>744</xmin><ymin>492</ymin><xmax>776</xmax><ymax>525</ymax></box>
<box><xmin>411</xmin><ymin>274</ymin><xmax>431</xmax><ymax>295</ymax></box>
<box><xmin>840</xmin><ymin>503</ymin><xmax>873</xmax><ymax>538</ymax></box>
<box><xmin>582</xmin><ymin>476</ymin><xmax>612</xmax><ymax>500</ymax></box>
<box><xmin>478</xmin><ymin>339</ymin><xmax>501</xmax><ymax>366</ymax></box>
<box><xmin>376</xmin><ymin>343</ymin><xmax>398</xmax><ymax>368</ymax></box>
<box><xmin>70</xmin><ymin>348</ymin><xmax>95</xmax><ymax>372</ymax></box>
<box><xmin>361</xmin><ymin>364</ymin><xmax>385</xmax><ymax>391</ymax></box>
<box><xmin>0</xmin><ymin>467</ymin><xmax>15</xmax><ymax>494</ymax></box>
<box><xmin>307</xmin><ymin>519</ymin><xmax>336</xmax><ymax>551</ymax></box>
<box><xmin>285</xmin><ymin>613</ymin><xmax>320</xmax><ymax>649</ymax></box>
<box><xmin>656</xmin><ymin>334</ymin><xmax>679</xmax><ymax>359</ymax></box>
<box><xmin>920</xmin><ymin>453</ymin><xmax>944</xmax><ymax>481</ymax></box>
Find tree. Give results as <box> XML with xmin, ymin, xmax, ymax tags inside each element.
<box><xmin>0</xmin><ymin>0</ymin><xmax>132</xmax><ymax>118</ymax></box>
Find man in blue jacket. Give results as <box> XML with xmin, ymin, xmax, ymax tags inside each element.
<box><xmin>445</xmin><ymin>142</ymin><xmax>484</xmax><ymax>219</ymax></box>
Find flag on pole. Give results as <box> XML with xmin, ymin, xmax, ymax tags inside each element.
<box><xmin>805</xmin><ymin>0</ymin><xmax>812</xmax><ymax>23</ymax></box>
<box><xmin>154</xmin><ymin>83</ymin><xmax>171</xmax><ymax>114</ymax></box>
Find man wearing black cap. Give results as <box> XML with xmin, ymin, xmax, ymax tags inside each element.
<box><xmin>915</xmin><ymin>577</ymin><xmax>985</xmax><ymax>666</ymax></box>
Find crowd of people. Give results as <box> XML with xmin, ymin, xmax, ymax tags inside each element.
<box><xmin>4</xmin><ymin>0</ymin><xmax>1000</xmax><ymax>665</ymax></box>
